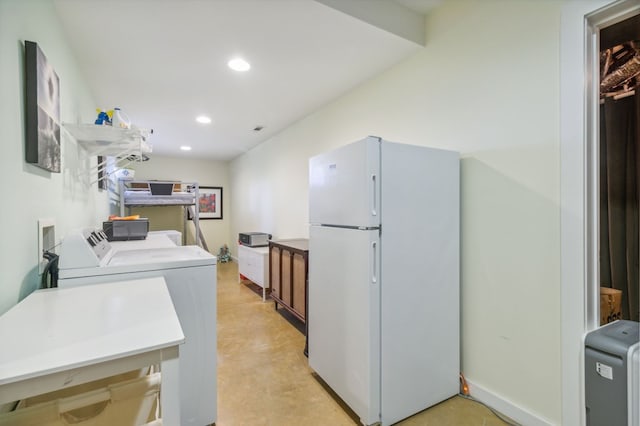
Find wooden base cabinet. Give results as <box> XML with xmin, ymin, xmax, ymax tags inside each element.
<box><xmin>269</xmin><ymin>239</ymin><xmax>309</xmax><ymax>323</ymax></box>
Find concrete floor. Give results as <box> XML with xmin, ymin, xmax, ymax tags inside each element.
<box><xmin>216</xmin><ymin>261</ymin><xmax>509</xmax><ymax>426</ymax></box>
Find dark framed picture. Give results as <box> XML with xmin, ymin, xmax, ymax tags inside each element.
<box><xmin>191</xmin><ymin>186</ymin><xmax>223</xmax><ymax>220</ymax></box>
<box><xmin>25</xmin><ymin>40</ymin><xmax>61</xmax><ymax>173</ymax></box>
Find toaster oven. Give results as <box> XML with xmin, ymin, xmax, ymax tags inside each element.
<box><xmin>238</xmin><ymin>232</ymin><xmax>271</xmax><ymax>247</ymax></box>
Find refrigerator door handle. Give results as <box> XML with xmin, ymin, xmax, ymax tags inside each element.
<box><xmin>371</xmin><ymin>241</ymin><xmax>377</xmax><ymax>284</ymax></box>
<box><xmin>371</xmin><ymin>174</ymin><xmax>377</xmax><ymax>216</ymax></box>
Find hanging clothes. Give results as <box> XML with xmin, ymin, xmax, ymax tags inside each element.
<box><xmin>600</xmin><ymin>41</ymin><xmax>640</xmax><ymax>94</ymax></box>
<box><xmin>600</xmin><ymin>93</ymin><xmax>640</xmax><ymax>321</ymax></box>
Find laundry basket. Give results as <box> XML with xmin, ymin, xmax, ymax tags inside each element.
<box><xmin>0</xmin><ymin>372</ymin><xmax>162</xmax><ymax>426</ymax></box>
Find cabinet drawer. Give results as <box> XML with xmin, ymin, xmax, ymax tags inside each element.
<box><xmin>238</xmin><ymin>245</ymin><xmax>269</xmax><ymax>288</ymax></box>
<box><xmin>268</xmin><ymin>240</ymin><xmax>309</xmax><ymax>323</ymax></box>
<box><xmin>270</xmin><ymin>247</ymin><xmax>281</xmax><ymax>298</ymax></box>
<box><xmin>281</xmin><ymin>250</ymin><xmax>292</xmax><ymax>305</ymax></box>
<box><xmin>292</xmin><ymin>253</ymin><xmax>306</xmax><ymax>317</ymax></box>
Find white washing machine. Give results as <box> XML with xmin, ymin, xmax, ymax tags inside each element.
<box><xmin>58</xmin><ymin>229</ymin><xmax>216</xmax><ymax>426</ymax></box>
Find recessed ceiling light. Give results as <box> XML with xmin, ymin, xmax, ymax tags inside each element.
<box><xmin>228</xmin><ymin>57</ymin><xmax>251</xmax><ymax>72</ymax></box>
<box><xmin>180</xmin><ymin>146</ymin><xmax>192</xmax><ymax>151</ymax></box>
<box><xmin>196</xmin><ymin>115</ymin><xmax>211</xmax><ymax>124</ymax></box>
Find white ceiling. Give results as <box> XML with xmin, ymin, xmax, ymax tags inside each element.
<box><xmin>53</xmin><ymin>0</ymin><xmax>440</xmax><ymax>161</ymax></box>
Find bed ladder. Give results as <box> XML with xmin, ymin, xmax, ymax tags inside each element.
<box><xmin>187</xmin><ymin>205</ymin><xmax>209</xmax><ymax>252</ymax></box>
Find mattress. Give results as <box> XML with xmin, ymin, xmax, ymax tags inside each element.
<box><xmin>123</xmin><ymin>190</ymin><xmax>195</xmax><ymax>206</ymax></box>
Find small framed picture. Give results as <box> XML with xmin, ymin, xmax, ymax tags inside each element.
<box><xmin>191</xmin><ymin>186</ymin><xmax>223</xmax><ymax>220</ymax></box>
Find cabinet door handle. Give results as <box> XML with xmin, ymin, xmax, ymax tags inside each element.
<box><xmin>371</xmin><ymin>241</ymin><xmax>377</xmax><ymax>284</ymax></box>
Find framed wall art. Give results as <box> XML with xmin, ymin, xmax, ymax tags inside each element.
<box><xmin>25</xmin><ymin>40</ymin><xmax>61</xmax><ymax>173</ymax></box>
<box><xmin>192</xmin><ymin>186</ymin><xmax>223</xmax><ymax>220</ymax></box>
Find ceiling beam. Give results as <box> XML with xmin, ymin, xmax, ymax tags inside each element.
<box><xmin>314</xmin><ymin>0</ymin><xmax>426</xmax><ymax>46</ymax></box>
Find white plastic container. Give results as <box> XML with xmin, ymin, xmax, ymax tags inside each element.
<box><xmin>112</xmin><ymin>107</ymin><xmax>131</xmax><ymax>129</ymax></box>
<box><xmin>114</xmin><ymin>168</ymin><xmax>135</xmax><ymax>180</ymax></box>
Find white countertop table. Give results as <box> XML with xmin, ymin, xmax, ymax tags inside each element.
<box><xmin>0</xmin><ymin>276</ymin><xmax>184</xmax><ymax>424</ymax></box>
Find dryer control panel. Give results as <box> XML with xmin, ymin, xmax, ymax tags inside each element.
<box><xmin>85</xmin><ymin>229</ymin><xmax>111</xmax><ymax>259</ymax></box>
<box><xmin>59</xmin><ymin>229</ymin><xmax>114</xmax><ymax>270</ymax></box>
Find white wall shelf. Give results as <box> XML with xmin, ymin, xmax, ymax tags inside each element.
<box><xmin>64</xmin><ymin>123</ymin><xmax>152</xmax><ymax>157</ymax></box>
<box><xmin>63</xmin><ymin>123</ymin><xmax>152</xmax><ymax>185</ymax></box>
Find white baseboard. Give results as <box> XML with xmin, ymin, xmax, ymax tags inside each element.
<box><xmin>465</xmin><ymin>378</ymin><xmax>556</xmax><ymax>426</ymax></box>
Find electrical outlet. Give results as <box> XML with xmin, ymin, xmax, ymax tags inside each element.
<box><xmin>38</xmin><ymin>218</ymin><xmax>56</xmax><ymax>274</ymax></box>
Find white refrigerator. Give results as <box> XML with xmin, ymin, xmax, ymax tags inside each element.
<box><xmin>308</xmin><ymin>136</ymin><xmax>460</xmax><ymax>426</ymax></box>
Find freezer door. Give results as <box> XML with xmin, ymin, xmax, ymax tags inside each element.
<box><xmin>309</xmin><ymin>136</ymin><xmax>381</xmax><ymax>227</ymax></box>
<box><xmin>308</xmin><ymin>225</ymin><xmax>380</xmax><ymax>425</ymax></box>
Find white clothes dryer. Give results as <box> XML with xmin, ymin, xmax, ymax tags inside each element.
<box><xmin>108</xmin><ymin>231</ymin><xmax>179</xmax><ymax>252</ymax></box>
<box><xmin>58</xmin><ymin>229</ymin><xmax>216</xmax><ymax>426</ymax></box>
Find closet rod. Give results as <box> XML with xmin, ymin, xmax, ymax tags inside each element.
<box><xmin>599</xmin><ymin>89</ymin><xmax>636</xmax><ymax>104</ymax></box>
<box><xmin>614</xmin><ymin>89</ymin><xmax>635</xmax><ymax>100</ymax></box>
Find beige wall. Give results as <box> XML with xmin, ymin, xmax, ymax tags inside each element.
<box><xmin>230</xmin><ymin>1</ymin><xmax>562</xmax><ymax>423</ymax></box>
<box><xmin>0</xmin><ymin>0</ymin><xmax>109</xmax><ymax>315</ymax></box>
<box><xmin>130</xmin><ymin>155</ymin><xmax>230</xmax><ymax>254</ymax></box>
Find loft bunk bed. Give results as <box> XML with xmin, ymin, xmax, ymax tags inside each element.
<box><xmin>119</xmin><ymin>180</ymin><xmax>208</xmax><ymax>250</ymax></box>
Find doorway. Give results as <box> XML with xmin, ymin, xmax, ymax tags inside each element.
<box><xmin>561</xmin><ymin>0</ymin><xmax>640</xmax><ymax>424</ymax></box>
<box><xmin>598</xmin><ymin>13</ymin><xmax>640</xmax><ymax>324</ymax></box>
